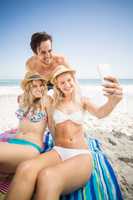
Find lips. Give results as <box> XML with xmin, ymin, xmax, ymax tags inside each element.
<box><xmin>44</xmin><ymin>58</ymin><xmax>51</xmax><ymax>64</ymax></box>
<box><xmin>64</xmin><ymin>87</ymin><xmax>73</xmax><ymax>92</ymax></box>
<box><xmin>35</xmin><ymin>91</ymin><xmax>42</xmax><ymax>97</ymax></box>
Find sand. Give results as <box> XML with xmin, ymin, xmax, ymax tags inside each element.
<box><xmin>0</xmin><ymin>86</ymin><xmax>133</xmax><ymax>199</ymax></box>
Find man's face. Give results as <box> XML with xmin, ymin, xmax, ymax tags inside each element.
<box><xmin>36</xmin><ymin>40</ymin><xmax>53</xmax><ymax>65</ymax></box>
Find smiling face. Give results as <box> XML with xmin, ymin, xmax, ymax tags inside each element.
<box><xmin>56</xmin><ymin>72</ymin><xmax>75</xmax><ymax>96</ymax></box>
<box><xmin>36</xmin><ymin>40</ymin><xmax>53</xmax><ymax>65</ymax></box>
<box><xmin>30</xmin><ymin>80</ymin><xmax>45</xmax><ymax>99</ymax></box>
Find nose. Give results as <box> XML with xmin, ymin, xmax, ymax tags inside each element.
<box><xmin>45</xmin><ymin>52</ymin><xmax>51</xmax><ymax>58</ymax></box>
<box><xmin>36</xmin><ymin>85</ymin><xmax>42</xmax><ymax>91</ymax></box>
<box><xmin>65</xmin><ymin>81</ymin><xmax>70</xmax><ymax>87</ymax></box>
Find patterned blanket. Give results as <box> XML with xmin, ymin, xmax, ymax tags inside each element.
<box><xmin>0</xmin><ymin>130</ymin><xmax>123</xmax><ymax>200</ymax></box>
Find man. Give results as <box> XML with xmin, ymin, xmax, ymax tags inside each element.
<box><xmin>26</xmin><ymin>32</ymin><xmax>69</xmax><ymax>83</ymax></box>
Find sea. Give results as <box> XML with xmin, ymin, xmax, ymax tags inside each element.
<box><xmin>0</xmin><ymin>78</ymin><xmax>132</xmax><ymax>114</ymax></box>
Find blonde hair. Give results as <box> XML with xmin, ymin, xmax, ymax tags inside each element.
<box><xmin>19</xmin><ymin>79</ymin><xmax>47</xmax><ymax>112</ymax></box>
<box><xmin>52</xmin><ymin>72</ymin><xmax>82</xmax><ymax>108</ymax></box>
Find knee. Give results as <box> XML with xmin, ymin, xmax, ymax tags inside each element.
<box><xmin>37</xmin><ymin>168</ymin><xmax>56</xmax><ymax>186</ymax></box>
<box><xmin>15</xmin><ymin>160</ymin><xmax>35</xmax><ymax>182</ymax></box>
<box><xmin>37</xmin><ymin>168</ymin><xmax>62</xmax><ymax>192</ymax></box>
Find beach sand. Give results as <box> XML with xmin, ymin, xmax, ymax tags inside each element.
<box><xmin>0</xmin><ymin>193</ymin><xmax>4</xmax><ymax>200</ymax></box>
<box><xmin>0</xmin><ymin>86</ymin><xmax>133</xmax><ymax>199</ymax></box>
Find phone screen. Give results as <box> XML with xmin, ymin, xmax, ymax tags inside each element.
<box><xmin>97</xmin><ymin>64</ymin><xmax>112</xmax><ymax>83</ymax></box>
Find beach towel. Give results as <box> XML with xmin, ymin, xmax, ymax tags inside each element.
<box><xmin>0</xmin><ymin>130</ymin><xmax>123</xmax><ymax>199</ymax></box>
<box><xmin>0</xmin><ymin>128</ymin><xmax>17</xmax><ymax>141</ymax></box>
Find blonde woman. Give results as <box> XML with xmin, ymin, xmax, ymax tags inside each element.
<box><xmin>0</xmin><ymin>72</ymin><xmax>48</xmax><ymax>173</ymax></box>
<box><xmin>6</xmin><ymin>65</ymin><xmax>123</xmax><ymax>200</ymax></box>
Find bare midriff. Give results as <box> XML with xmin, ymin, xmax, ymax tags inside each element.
<box><xmin>54</xmin><ymin>121</ymin><xmax>88</xmax><ymax>149</ymax></box>
<box><xmin>15</xmin><ymin>120</ymin><xmax>46</xmax><ymax>147</ymax></box>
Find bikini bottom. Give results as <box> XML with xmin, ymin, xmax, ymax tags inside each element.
<box><xmin>53</xmin><ymin>146</ymin><xmax>90</xmax><ymax>161</ymax></box>
<box><xmin>7</xmin><ymin>138</ymin><xmax>43</xmax><ymax>153</ymax></box>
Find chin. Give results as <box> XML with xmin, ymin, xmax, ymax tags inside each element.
<box><xmin>64</xmin><ymin>90</ymin><xmax>73</xmax><ymax>95</ymax></box>
<box><xmin>35</xmin><ymin>94</ymin><xmax>42</xmax><ymax>98</ymax></box>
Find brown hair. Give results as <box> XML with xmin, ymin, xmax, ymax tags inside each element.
<box><xmin>30</xmin><ymin>31</ymin><xmax>52</xmax><ymax>54</ymax></box>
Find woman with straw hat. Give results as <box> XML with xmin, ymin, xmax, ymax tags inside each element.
<box><xmin>0</xmin><ymin>72</ymin><xmax>48</xmax><ymax>173</ymax></box>
<box><xmin>6</xmin><ymin>65</ymin><xmax>123</xmax><ymax>200</ymax></box>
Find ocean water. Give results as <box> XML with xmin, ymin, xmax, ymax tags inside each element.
<box><xmin>0</xmin><ymin>78</ymin><xmax>133</xmax><ymax>114</ymax></box>
<box><xmin>78</xmin><ymin>78</ymin><xmax>133</xmax><ymax>86</ymax></box>
<box><xmin>0</xmin><ymin>79</ymin><xmax>20</xmax><ymax>86</ymax></box>
<box><xmin>0</xmin><ymin>78</ymin><xmax>133</xmax><ymax>86</ymax></box>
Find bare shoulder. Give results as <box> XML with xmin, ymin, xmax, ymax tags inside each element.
<box><xmin>25</xmin><ymin>56</ymin><xmax>42</xmax><ymax>72</ymax></box>
<box><xmin>25</xmin><ymin>56</ymin><xmax>35</xmax><ymax>71</ymax></box>
<box><xmin>53</xmin><ymin>53</ymin><xmax>65</xmax><ymax>60</ymax></box>
<box><xmin>53</xmin><ymin>53</ymin><xmax>69</xmax><ymax>66</ymax></box>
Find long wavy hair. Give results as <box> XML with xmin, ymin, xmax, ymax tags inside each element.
<box><xmin>52</xmin><ymin>72</ymin><xmax>82</xmax><ymax>109</ymax></box>
<box><xmin>19</xmin><ymin>79</ymin><xmax>47</xmax><ymax>112</ymax></box>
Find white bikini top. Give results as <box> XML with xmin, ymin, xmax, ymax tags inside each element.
<box><xmin>53</xmin><ymin>109</ymin><xmax>84</xmax><ymax>125</ymax></box>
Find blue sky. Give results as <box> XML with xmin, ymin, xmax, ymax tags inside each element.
<box><xmin>0</xmin><ymin>0</ymin><xmax>133</xmax><ymax>79</ymax></box>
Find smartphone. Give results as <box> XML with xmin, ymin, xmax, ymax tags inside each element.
<box><xmin>97</xmin><ymin>64</ymin><xmax>112</xmax><ymax>84</ymax></box>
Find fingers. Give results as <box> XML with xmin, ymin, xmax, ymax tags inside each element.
<box><xmin>102</xmin><ymin>82</ymin><xmax>121</xmax><ymax>89</ymax></box>
<box><xmin>103</xmin><ymin>85</ymin><xmax>122</xmax><ymax>92</ymax></box>
<box><xmin>104</xmin><ymin>76</ymin><xmax>119</xmax><ymax>84</ymax></box>
<box><xmin>103</xmin><ymin>86</ymin><xmax>123</xmax><ymax>95</ymax></box>
<box><xmin>103</xmin><ymin>84</ymin><xmax>123</xmax><ymax>98</ymax></box>
<box><xmin>101</xmin><ymin>76</ymin><xmax>123</xmax><ymax>101</ymax></box>
<box><xmin>103</xmin><ymin>88</ymin><xmax>123</xmax><ymax>96</ymax></box>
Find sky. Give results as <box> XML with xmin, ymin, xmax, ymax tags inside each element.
<box><xmin>0</xmin><ymin>0</ymin><xmax>133</xmax><ymax>79</ymax></box>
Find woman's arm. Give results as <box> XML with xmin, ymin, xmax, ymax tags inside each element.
<box><xmin>45</xmin><ymin>96</ymin><xmax>55</xmax><ymax>134</ymax></box>
<box><xmin>82</xmin><ymin>76</ymin><xmax>123</xmax><ymax>118</ymax></box>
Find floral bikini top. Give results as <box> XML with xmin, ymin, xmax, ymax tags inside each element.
<box><xmin>15</xmin><ymin>108</ymin><xmax>47</xmax><ymax>123</ymax></box>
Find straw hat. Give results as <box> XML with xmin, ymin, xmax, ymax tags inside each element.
<box><xmin>21</xmin><ymin>72</ymin><xmax>46</xmax><ymax>90</ymax></box>
<box><xmin>51</xmin><ymin>65</ymin><xmax>76</xmax><ymax>84</ymax></box>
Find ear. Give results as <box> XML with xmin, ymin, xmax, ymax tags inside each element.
<box><xmin>36</xmin><ymin>46</ymin><xmax>40</xmax><ymax>55</ymax></box>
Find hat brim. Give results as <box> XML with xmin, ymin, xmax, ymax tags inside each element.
<box><xmin>51</xmin><ymin>67</ymin><xmax>76</xmax><ymax>84</ymax></box>
<box><xmin>21</xmin><ymin>74</ymin><xmax>46</xmax><ymax>90</ymax></box>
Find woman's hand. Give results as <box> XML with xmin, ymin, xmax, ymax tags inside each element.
<box><xmin>102</xmin><ymin>76</ymin><xmax>123</xmax><ymax>103</ymax></box>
